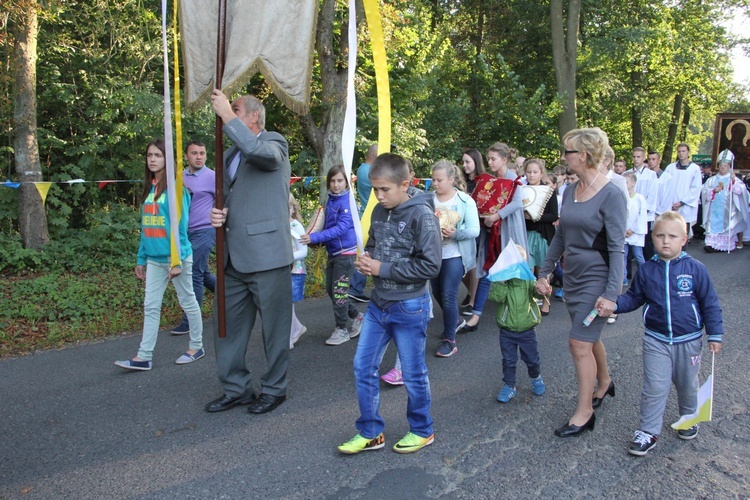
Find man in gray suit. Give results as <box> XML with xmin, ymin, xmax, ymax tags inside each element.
<box><xmin>206</xmin><ymin>89</ymin><xmax>293</xmax><ymax>414</ymax></box>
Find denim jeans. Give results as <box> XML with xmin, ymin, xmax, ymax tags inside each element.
<box><xmin>138</xmin><ymin>257</ymin><xmax>203</xmax><ymax>360</ymax></box>
<box><xmin>350</xmin><ymin>269</ymin><xmax>366</xmax><ymax>296</ymax></box>
<box><xmin>472</xmin><ymin>275</ymin><xmax>491</xmax><ymax>316</ymax></box>
<box><xmin>499</xmin><ymin>327</ymin><xmax>541</xmax><ymax>387</ymax></box>
<box><xmin>430</xmin><ymin>257</ymin><xmax>464</xmax><ymax>341</ymax></box>
<box><xmin>624</xmin><ymin>244</ymin><xmax>645</xmax><ymax>279</ymax></box>
<box><xmin>178</xmin><ymin>228</ymin><xmax>216</xmax><ymax>328</ymax></box>
<box><xmin>353</xmin><ymin>293</ymin><xmax>433</xmax><ymax>438</ymax></box>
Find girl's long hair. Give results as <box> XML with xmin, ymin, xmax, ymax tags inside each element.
<box><xmin>462</xmin><ymin>148</ymin><xmax>485</xmax><ymax>181</ymax></box>
<box><xmin>141</xmin><ymin>138</ymin><xmax>168</xmax><ymax>204</ymax></box>
<box><xmin>289</xmin><ymin>194</ymin><xmax>303</xmax><ymax>224</ymax></box>
<box><xmin>326</xmin><ymin>164</ymin><xmax>350</xmax><ymax>191</ymax></box>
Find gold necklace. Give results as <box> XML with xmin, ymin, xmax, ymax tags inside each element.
<box><xmin>574</xmin><ymin>171</ymin><xmax>601</xmax><ymax>203</ymax></box>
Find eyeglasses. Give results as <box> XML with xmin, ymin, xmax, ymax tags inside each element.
<box><xmin>563</xmin><ymin>150</ymin><xmax>579</xmax><ymax>156</ymax></box>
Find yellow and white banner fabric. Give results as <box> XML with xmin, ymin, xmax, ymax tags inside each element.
<box><xmin>360</xmin><ymin>0</ymin><xmax>391</xmax><ymax>246</ymax></box>
<box><xmin>161</xmin><ymin>0</ymin><xmax>182</xmax><ymax>267</ymax></box>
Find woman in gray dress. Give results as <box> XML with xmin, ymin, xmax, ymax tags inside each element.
<box><xmin>536</xmin><ymin>128</ymin><xmax>626</xmax><ymax>437</ymax></box>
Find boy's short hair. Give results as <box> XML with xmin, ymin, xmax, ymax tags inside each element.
<box><xmin>552</xmin><ymin>164</ymin><xmax>567</xmax><ymax>175</ymax></box>
<box><xmin>622</xmin><ymin>171</ymin><xmax>637</xmax><ymax>182</ymax></box>
<box><xmin>654</xmin><ymin>211</ymin><xmax>687</xmax><ymax>234</ymax></box>
<box><xmin>370</xmin><ymin>153</ymin><xmax>410</xmax><ymax>184</ymax></box>
<box><xmin>184</xmin><ymin>140</ymin><xmax>206</xmax><ymax>153</ymax></box>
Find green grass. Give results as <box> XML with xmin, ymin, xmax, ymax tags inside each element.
<box><xmin>0</xmin><ymin>246</ymin><xmax>329</xmax><ymax>358</ymax></box>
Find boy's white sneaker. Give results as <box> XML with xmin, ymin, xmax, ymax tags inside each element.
<box><xmin>326</xmin><ymin>327</ymin><xmax>350</xmax><ymax>346</ymax></box>
<box><xmin>290</xmin><ymin>325</ymin><xmax>307</xmax><ymax>349</ymax></box>
<box><xmin>349</xmin><ymin>312</ymin><xmax>365</xmax><ymax>338</ymax></box>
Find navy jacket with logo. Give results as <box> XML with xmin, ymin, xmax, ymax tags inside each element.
<box><xmin>615</xmin><ymin>252</ymin><xmax>723</xmax><ymax>344</ymax></box>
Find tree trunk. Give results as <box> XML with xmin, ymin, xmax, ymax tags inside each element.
<box><xmin>12</xmin><ymin>0</ymin><xmax>49</xmax><ymax>249</ymax></box>
<box><xmin>467</xmin><ymin>0</ymin><xmax>485</xmax><ymax>123</ymax></box>
<box><xmin>300</xmin><ymin>0</ymin><xmax>353</xmax><ymax>204</ymax></box>
<box><xmin>662</xmin><ymin>93</ymin><xmax>683</xmax><ymax>165</ymax></box>
<box><xmin>550</xmin><ymin>0</ymin><xmax>581</xmax><ymax>139</ymax></box>
<box><xmin>630</xmin><ymin>71</ymin><xmax>643</xmax><ymax>148</ymax></box>
<box><xmin>679</xmin><ymin>103</ymin><xmax>690</xmax><ymax>143</ymax></box>
<box><xmin>475</xmin><ymin>0</ymin><xmax>484</xmax><ymax>60</ymax></box>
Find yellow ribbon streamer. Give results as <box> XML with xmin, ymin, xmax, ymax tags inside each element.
<box><xmin>361</xmin><ymin>0</ymin><xmax>391</xmax><ymax>246</ymax></box>
<box><xmin>169</xmin><ymin>0</ymin><xmax>185</xmax><ymax>268</ymax></box>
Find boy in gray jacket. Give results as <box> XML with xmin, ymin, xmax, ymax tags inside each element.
<box><xmin>337</xmin><ymin>153</ymin><xmax>442</xmax><ymax>455</ymax></box>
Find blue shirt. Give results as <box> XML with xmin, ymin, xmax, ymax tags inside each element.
<box><xmin>356</xmin><ymin>162</ymin><xmax>371</xmax><ymax>216</ymax></box>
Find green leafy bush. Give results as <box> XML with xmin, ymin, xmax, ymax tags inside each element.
<box><xmin>0</xmin><ymin>192</ymin><xmax>331</xmax><ymax>356</ymax></box>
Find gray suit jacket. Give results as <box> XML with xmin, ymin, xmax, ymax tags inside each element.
<box><xmin>222</xmin><ymin>118</ymin><xmax>293</xmax><ymax>273</ymax></box>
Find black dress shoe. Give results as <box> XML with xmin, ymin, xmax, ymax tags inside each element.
<box><xmin>205</xmin><ymin>390</ymin><xmax>256</xmax><ymax>413</ymax></box>
<box><xmin>592</xmin><ymin>380</ymin><xmax>616</xmax><ymax>409</ymax></box>
<box><xmin>554</xmin><ymin>413</ymin><xmax>596</xmax><ymax>437</ymax></box>
<box><xmin>247</xmin><ymin>393</ymin><xmax>286</xmax><ymax>414</ymax></box>
<box><xmin>457</xmin><ymin>323</ymin><xmax>479</xmax><ymax>334</ymax></box>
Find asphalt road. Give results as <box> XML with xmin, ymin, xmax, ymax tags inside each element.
<box><xmin>1</xmin><ymin>242</ymin><xmax>749</xmax><ymax>499</ymax></box>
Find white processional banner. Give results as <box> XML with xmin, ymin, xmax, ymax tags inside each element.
<box><xmin>179</xmin><ymin>0</ymin><xmax>318</xmax><ymax>114</ymax></box>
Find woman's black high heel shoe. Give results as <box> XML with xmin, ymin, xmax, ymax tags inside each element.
<box><xmin>554</xmin><ymin>413</ymin><xmax>596</xmax><ymax>437</ymax></box>
<box><xmin>592</xmin><ymin>381</ymin><xmax>615</xmax><ymax>409</ymax></box>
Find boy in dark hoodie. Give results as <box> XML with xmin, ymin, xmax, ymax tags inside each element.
<box><xmin>337</xmin><ymin>153</ymin><xmax>442</xmax><ymax>455</ymax></box>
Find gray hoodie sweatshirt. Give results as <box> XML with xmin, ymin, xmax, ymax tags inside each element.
<box><xmin>365</xmin><ymin>192</ymin><xmax>442</xmax><ymax>307</ymax></box>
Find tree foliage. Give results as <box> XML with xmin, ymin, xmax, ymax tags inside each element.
<box><xmin>0</xmin><ymin>0</ymin><xmax>748</xmax><ymax>250</ymax></box>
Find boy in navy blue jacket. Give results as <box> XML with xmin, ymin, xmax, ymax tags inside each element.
<box><xmin>615</xmin><ymin>211</ymin><xmax>723</xmax><ymax>456</ymax></box>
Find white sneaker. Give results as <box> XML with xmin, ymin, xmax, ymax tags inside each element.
<box><xmin>349</xmin><ymin>312</ymin><xmax>365</xmax><ymax>338</ymax></box>
<box><xmin>326</xmin><ymin>327</ymin><xmax>350</xmax><ymax>346</ymax></box>
<box><xmin>290</xmin><ymin>325</ymin><xmax>307</xmax><ymax>349</ymax></box>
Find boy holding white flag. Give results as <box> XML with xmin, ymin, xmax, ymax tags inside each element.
<box><xmin>613</xmin><ymin>211</ymin><xmax>723</xmax><ymax>457</ymax></box>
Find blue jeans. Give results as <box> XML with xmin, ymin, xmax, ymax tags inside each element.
<box><xmin>624</xmin><ymin>244</ymin><xmax>645</xmax><ymax>279</ymax></box>
<box><xmin>178</xmin><ymin>228</ymin><xmax>216</xmax><ymax>327</ymax></box>
<box><xmin>472</xmin><ymin>275</ymin><xmax>491</xmax><ymax>316</ymax></box>
<box><xmin>499</xmin><ymin>327</ymin><xmax>541</xmax><ymax>387</ymax></box>
<box><xmin>350</xmin><ymin>269</ymin><xmax>366</xmax><ymax>296</ymax></box>
<box><xmin>430</xmin><ymin>257</ymin><xmax>464</xmax><ymax>341</ymax></box>
<box><xmin>353</xmin><ymin>293</ymin><xmax>433</xmax><ymax>438</ymax></box>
